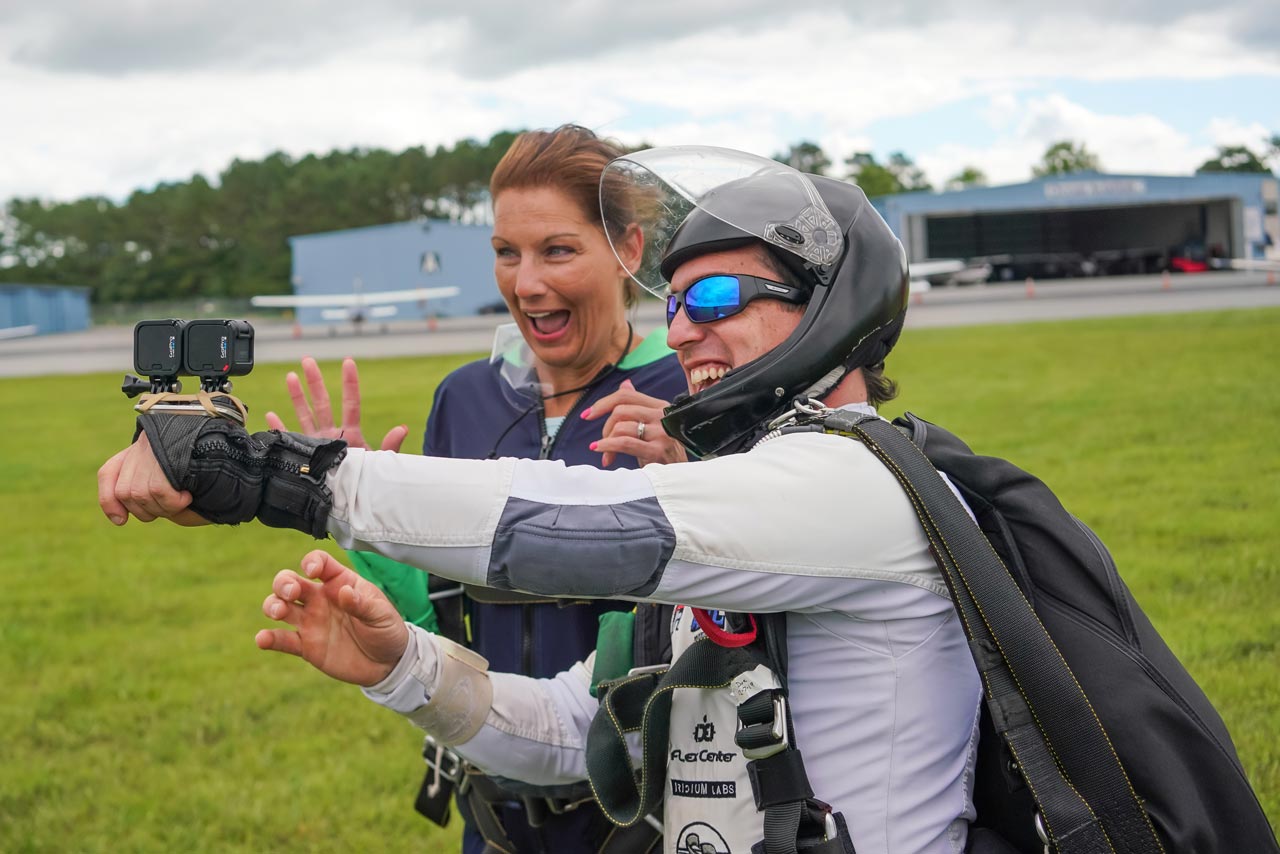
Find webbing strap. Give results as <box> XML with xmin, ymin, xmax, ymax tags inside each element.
<box><xmin>825</xmin><ymin>411</ymin><xmax>1163</xmax><ymax>854</ymax></box>
<box><xmin>586</xmin><ymin>639</ymin><xmax>768</xmax><ymax>827</ymax></box>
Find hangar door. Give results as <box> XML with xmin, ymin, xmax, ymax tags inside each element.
<box><xmin>923</xmin><ymin>199</ymin><xmax>1237</xmax><ymax>280</ymax></box>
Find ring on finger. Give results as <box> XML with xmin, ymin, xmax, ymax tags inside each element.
<box><xmin>636</xmin><ymin>421</ymin><xmax>646</xmax><ymax>440</ymax></box>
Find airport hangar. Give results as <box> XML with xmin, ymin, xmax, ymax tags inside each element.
<box><xmin>0</xmin><ymin>283</ymin><xmax>91</xmax><ymax>337</ymax></box>
<box><xmin>873</xmin><ymin>171</ymin><xmax>1279</xmax><ymax>281</ymax></box>
<box><xmin>284</xmin><ymin>171</ymin><xmax>1280</xmax><ymax>326</ymax></box>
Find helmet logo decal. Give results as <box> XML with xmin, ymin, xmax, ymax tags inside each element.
<box><xmin>762</xmin><ymin>203</ymin><xmax>841</xmax><ymax>266</ymax></box>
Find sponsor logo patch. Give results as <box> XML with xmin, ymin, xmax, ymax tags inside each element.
<box><xmin>671</xmin><ymin>779</ymin><xmax>737</xmax><ymax>799</ymax></box>
<box><xmin>693</xmin><ymin>715</ymin><xmax>716</xmax><ymax>743</ymax></box>
<box><xmin>670</xmin><ymin>748</ymin><xmax>736</xmax><ymax>763</ymax></box>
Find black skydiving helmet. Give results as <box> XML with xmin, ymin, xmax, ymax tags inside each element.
<box><xmin>601</xmin><ymin>146</ymin><xmax>910</xmax><ymax>458</ymax></box>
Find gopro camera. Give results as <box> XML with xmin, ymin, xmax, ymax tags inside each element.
<box><xmin>133</xmin><ymin>318</ymin><xmax>187</xmax><ymax>382</ymax></box>
<box><xmin>124</xmin><ymin>318</ymin><xmax>255</xmax><ymax>397</ymax></box>
<box><xmin>183</xmin><ymin>319</ymin><xmax>254</xmax><ymax>384</ymax></box>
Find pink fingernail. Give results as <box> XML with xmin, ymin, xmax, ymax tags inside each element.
<box><xmin>589</xmin><ymin>441</ymin><xmax>599</xmax><ymax>451</ymax></box>
<box><xmin>580</xmin><ymin>408</ymin><xmax>592</xmax><ymax>419</ymax></box>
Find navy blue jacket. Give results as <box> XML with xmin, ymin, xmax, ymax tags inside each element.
<box><xmin>423</xmin><ymin>328</ymin><xmax>687</xmax><ymax>678</ymax></box>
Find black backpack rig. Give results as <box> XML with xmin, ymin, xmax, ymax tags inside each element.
<box><xmin>821</xmin><ymin>410</ymin><xmax>1278</xmax><ymax>854</ymax></box>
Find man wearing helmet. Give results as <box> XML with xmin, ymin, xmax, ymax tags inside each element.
<box><xmin>99</xmin><ymin>148</ymin><xmax>982</xmax><ymax>854</ymax></box>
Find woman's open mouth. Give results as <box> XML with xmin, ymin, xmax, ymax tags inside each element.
<box><xmin>526</xmin><ymin>310</ymin><xmax>571</xmax><ymax>340</ymax></box>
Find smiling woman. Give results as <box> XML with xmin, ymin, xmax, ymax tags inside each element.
<box><xmin>372</xmin><ymin>126</ymin><xmax>689</xmax><ymax>854</ymax></box>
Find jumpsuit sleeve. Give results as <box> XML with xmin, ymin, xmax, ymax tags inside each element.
<box><xmin>325</xmin><ymin>431</ymin><xmax>949</xmax><ymax>613</ymax></box>
<box><xmin>363</xmin><ymin>624</ymin><xmax>612</xmax><ymax>786</ymax></box>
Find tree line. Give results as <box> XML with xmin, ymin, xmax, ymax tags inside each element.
<box><xmin>0</xmin><ymin>131</ymin><xmax>520</xmax><ymax>303</ymax></box>
<box><xmin>2</xmin><ymin>131</ymin><xmax>1276</xmax><ymax>305</ymax></box>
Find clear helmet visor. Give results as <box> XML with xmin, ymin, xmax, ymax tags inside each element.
<box><xmin>489</xmin><ymin>321</ymin><xmax>549</xmax><ymax>405</ymax></box>
<box><xmin>601</xmin><ymin>146</ymin><xmax>845</xmax><ymax>298</ymax></box>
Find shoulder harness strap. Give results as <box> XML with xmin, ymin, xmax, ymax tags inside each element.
<box><xmin>819</xmin><ymin>409</ymin><xmax>1163</xmax><ymax>854</ymax></box>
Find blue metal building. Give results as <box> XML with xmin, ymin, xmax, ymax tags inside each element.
<box><xmin>287</xmin><ymin>220</ymin><xmax>496</xmax><ymax>326</ymax></box>
<box><xmin>0</xmin><ymin>283</ymin><xmax>91</xmax><ymax>336</ymax></box>
<box><xmin>874</xmin><ymin>172</ymin><xmax>1279</xmax><ymax>280</ymax></box>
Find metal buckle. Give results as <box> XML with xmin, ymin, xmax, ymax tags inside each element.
<box><xmin>1034</xmin><ymin>812</ymin><xmax>1050</xmax><ymax>854</ymax></box>
<box><xmin>737</xmin><ymin>692</ymin><xmax>790</xmax><ymax>760</ymax></box>
<box><xmin>422</xmin><ymin>735</ymin><xmax>463</xmax><ymax>784</ymax></box>
<box><xmin>544</xmin><ymin>794</ymin><xmax>595</xmax><ymax>815</ymax></box>
<box><xmin>765</xmin><ymin>396</ymin><xmax>835</xmax><ymax>432</ymax></box>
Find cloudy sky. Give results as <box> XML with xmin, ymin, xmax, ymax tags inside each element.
<box><xmin>2</xmin><ymin>1</ymin><xmax>1278</xmax><ymax>203</ymax></box>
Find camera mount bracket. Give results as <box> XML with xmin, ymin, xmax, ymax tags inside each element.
<box><xmin>134</xmin><ymin>390</ymin><xmax>249</xmax><ymax>425</ymax></box>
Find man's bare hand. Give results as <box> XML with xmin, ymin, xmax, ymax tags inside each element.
<box><xmin>97</xmin><ymin>434</ymin><xmax>209</xmax><ymax>527</ymax></box>
<box><xmin>264</xmin><ymin>357</ymin><xmax>408</xmax><ymax>452</ymax></box>
<box><xmin>255</xmin><ymin>549</ymin><xmax>409</xmax><ymax>687</ymax></box>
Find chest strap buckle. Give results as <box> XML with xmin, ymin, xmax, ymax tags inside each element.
<box><xmin>735</xmin><ymin>689</ymin><xmax>790</xmax><ymax>760</ymax></box>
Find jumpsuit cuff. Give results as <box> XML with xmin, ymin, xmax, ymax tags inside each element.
<box><xmin>361</xmin><ymin>623</ymin><xmax>440</xmax><ymax>714</ymax></box>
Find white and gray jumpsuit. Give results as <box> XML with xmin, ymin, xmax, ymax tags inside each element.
<box><xmin>324</xmin><ymin>407</ymin><xmax>983</xmax><ymax>854</ymax></box>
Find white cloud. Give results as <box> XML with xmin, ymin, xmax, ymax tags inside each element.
<box><xmin>1205</xmin><ymin>117</ymin><xmax>1273</xmax><ymax>148</ymax></box>
<box><xmin>1</xmin><ymin>8</ymin><xmax>1277</xmax><ymax>201</ymax></box>
<box><xmin>1019</xmin><ymin>95</ymin><xmax>1201</xmax><ymax>174</ymax></box>
<box><xmin>914</xmin><ymin>94</ymin><xmax>1223</xmax><ymax>187</ymax></box>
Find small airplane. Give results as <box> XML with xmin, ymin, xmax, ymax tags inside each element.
<box><xmin>1208</xmin><ymin>257</ymin><xmax>1280</xmax><ymax>273</ymax></box>
<box><xmin>0</xmin><ymin>324</ymin><xmax>38</xmax><ymax>340</ymax></box>
<box><xmin>908</xmin><ymin>259</ymin><xmax>993</xmax><ymax>294</ymax></box>
<box><xmin>250</xmin><ymin>279</ymin><xmax>461</xmax><ymax>334</ymax></box>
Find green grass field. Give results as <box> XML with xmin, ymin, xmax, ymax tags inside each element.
<box><xmin>2</xmin><ymin>307</ymin><xmax>1277</xmax><ymax>851</ymax></box>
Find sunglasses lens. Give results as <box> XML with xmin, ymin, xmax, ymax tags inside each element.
<box><xmin>666</xmin><ymin>295</ymin><xmax>679</xmax><ymax>325</ymax></box>
<box><xmin>686</xmin><ymin>276</ymin><xmax>741</xmax><ymax>323</ymax></box>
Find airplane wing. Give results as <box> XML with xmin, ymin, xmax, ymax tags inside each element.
<box><xmin>908</xmin><ymin>259</ymin><xmax>966</xmax><ymax>278</ymax></box>
<box><xmin>1209</xmin><ymin>258</ymin><xmax>1280</xmax><ymax>272</ymax></box>
<box><xmin>0</xmin><ymin>324</ymin><xmax>38</xmax><ymax>340</ymax></box>
<box><xmin>909</xmin><ymin>259</ymin><xmax>992</xmax><ymax>287</ymax></box>
<box><xmin>250</xmin><ymin>286</ymin><xmax>460</xmax><ymax>308</ymax></box>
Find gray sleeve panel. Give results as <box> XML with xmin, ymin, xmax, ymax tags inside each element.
<box><xmin>488</xmin><ymin>496</ymin><xmax>675</xmax><ymax>598</ymax></box>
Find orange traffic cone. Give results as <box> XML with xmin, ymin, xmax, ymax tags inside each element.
<box><xmin>292</xmin><ymin>322</ymin><xmax>302</xmax><ymax>339</ymax></box>
<box><xmin>427</xmin><ymin>315</ymin><xmax>438</xmax><ymax>332</ymax></box>
<box><xmin>1161</xmin><ymin>271</ymin><xmax>1172</xmax><ymax>291</ymax></box>
<box><xmin>1025</xmin><ymin>277</ymin><xmax>1036</xmax><ymax>298</ymax></box>
<box><xmin>1268</xmin><ymin>271</ymin><xmax>1277</xmax><ymax>286</ymax></box>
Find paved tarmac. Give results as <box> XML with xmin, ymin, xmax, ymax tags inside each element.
<box><xmin>2</xmin><ymin>271</ymin><xmax>1277</xmax><ymax>379</ymax></box>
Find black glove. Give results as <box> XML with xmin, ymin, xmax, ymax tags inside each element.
<box><xmin>134</xmin><ymin>413</ymin><xmax>347</xmax><ymax>539</ymax></box>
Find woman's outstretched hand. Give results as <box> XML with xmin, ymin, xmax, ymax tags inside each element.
<box><xmin>264</xmin><ymin>357</ymin><xmax>408</xmax><ymax>452</ymax></box>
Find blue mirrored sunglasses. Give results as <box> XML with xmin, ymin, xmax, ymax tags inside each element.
<box><xmin>666</xmin><ymin>274</ymin><xmax>807</xmax><ymax>326</ymax></box>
